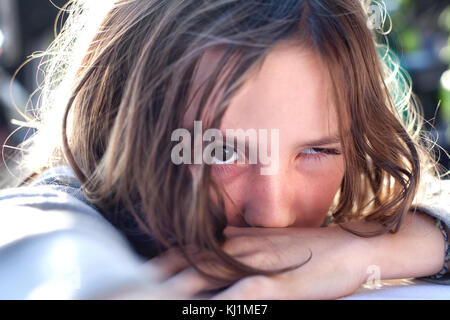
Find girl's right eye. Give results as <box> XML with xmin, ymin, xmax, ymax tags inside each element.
<box><xmin>211</xmin><ymin>145</ymin><xmax>239</xmax><ymax>165</ymax></box>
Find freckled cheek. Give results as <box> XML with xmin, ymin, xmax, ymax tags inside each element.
<box><xmin>208</xmin><ymin>175</ymin><xmax>247</xmax><ymax>226</ymax></box>
<box><xmin>223</xmin><ymin>183</ymin><xmax>248</xmax><ymax>225</ymax></box>
<box><xmin>299</xmin><ymin>180</ymin><xmax>340</xmax><ymax>225</ymax></box>
<box><xmin>297</xmin><ymin>160</ymin><xmax>345</xmax><ymax>226</ymax></box>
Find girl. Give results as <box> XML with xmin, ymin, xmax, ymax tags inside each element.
<box><xmin>0</xmin><ymin>0</ymin><xmax>449</xmax><ymax>299</ymax></box>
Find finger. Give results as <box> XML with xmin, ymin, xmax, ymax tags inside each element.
<box><xmin>141</xmin><ymin>248</ymin><xmax>190</xmax><ymax>280</ymax></box>
<box><xmin>163</xmin><ymin>267</ymin><xmax>226</xmax><ymax>298</ymax></box>
<box><xmin>223</xmin><ymin>226</ymin><xmax>243</xmax><ymax>237</ymax></box>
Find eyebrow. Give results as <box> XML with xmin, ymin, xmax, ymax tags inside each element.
<box><xmin>297</xmin><ymin>134</ymin><xmax>342</xmax><ymax>148</ymax></box>
<box><xmin>218</xmin><ymin>130</ymin><xmax>342</xmax><ymax>151</ymax></box>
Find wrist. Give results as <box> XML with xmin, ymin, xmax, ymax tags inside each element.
<box><xmin>339</xmin><ymin>210</ymin><xmax>446</xmax><ymax>281</ymax></box>
<box><xmin>326</xmin><ymin>223</ymin><xmax>375</xmax><ymax>286</ymax></box>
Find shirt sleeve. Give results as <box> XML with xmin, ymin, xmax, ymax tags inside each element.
<box><xmin>0</xmin><ymin>186</ymin><xmax>151</xmax><ymax>299</ymax></box>
<box><xmin>411</xmin><ymin>178</ymin><xmax>450</xmax><ymax>285</ymax></box>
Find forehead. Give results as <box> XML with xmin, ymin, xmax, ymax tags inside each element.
<box><xmin>220</xmin><ymin>42</ymin><xmax>339</xmax><ymax>142</ymax></box>
<box><xmin>185</xmin><ymin>41</ymin><xmax>343</xmax><ymax>143</ymax></box>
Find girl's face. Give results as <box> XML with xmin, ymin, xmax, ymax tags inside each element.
<box><xmin>189</xmin><ymin>42</ymin><xmax>346</xmax><ymax>228</ymax></box>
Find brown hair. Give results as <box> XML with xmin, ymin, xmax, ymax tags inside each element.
<box><xmin>2</xmin><ymin>0</ymin><xmax>445</xmax><ymax>283</ymax></box>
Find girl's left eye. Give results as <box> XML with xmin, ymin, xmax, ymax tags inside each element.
<box><xmin>299</xmin><ymin>147</ymin><xmax>341</xmax><ymax>160</ymax></box>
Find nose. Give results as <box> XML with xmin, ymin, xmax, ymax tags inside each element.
<box><xmin>242</xmin><ymin>169</ymin><xmax>297</xmax><ymax>228</ymax></box>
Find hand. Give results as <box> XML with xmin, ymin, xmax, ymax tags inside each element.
<box><xmin>97</xmin><ymin>248</ymin><xmax>220</xmax><ymax>299</ymax></box>
<box><xmin>210</xmin><ymin>225</ymin><xmax>372</xmax><ymax>299</ymax></box>
<box><xmin>97</xmin><ymin>225</ymin><xmax>371</xmax><ymax>300</ymax></box>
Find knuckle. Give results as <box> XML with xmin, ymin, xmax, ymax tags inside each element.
<box><xmin>223</xmin><ymin>236</ymin><xmax>252</xmax><ymax>254</ymax></box>
<box><xmin>222</xmin><ymin>238</ymin><xmax>238</xmax><ymax>253</ymax></box>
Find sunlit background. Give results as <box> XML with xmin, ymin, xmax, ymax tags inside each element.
<box><xmin>0</xmin><ymin>0</ymin><xmax>449</xmax><ymax>179</ymax></box>
<box><xmin>385</xmin><ymin>0</ymin><xmax>450</xmax><ymax>172</ymax></box>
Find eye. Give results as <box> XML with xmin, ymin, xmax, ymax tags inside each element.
<box><xmin>299</xmin><ymin>147</ymin><xmax>341</xmax><ymax>161</ymax></box>
<box><xmin>211</xmin><ymin>145</ymin><xmax>240</xmax><ymax>165</ymax></box>
<box><xmin>302</xmin><ymin>147</ymin><xmax>321</xmax><ymax>155</ymax></box>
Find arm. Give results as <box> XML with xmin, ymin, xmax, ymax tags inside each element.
<box><xmin>348</xmin><ymin>209</ymin><xmax>447</xmax><ymax>281</ymax></box>
<box><xmin>410</xmin><ymin>178</ymin><xmax>450</xmax><ymax>283</ymax></box>
<box><xmin>0</xmin><ymin>187</ymin><xmax>208</xmax><ymax>299</ymax></box>
<box><xmin>0</xmin><ymin>202</ymin><xmax>147</xmax><ymax>299</ymax></box>
<box><xmin>349</xmin><ymin>177</ymin><xmax>449</xmax><ymax>283</ymax></box>
<box><xmin>210</xmin><ymin>209</ymin><xmax>448</xmax><ymax>299</ymax></box>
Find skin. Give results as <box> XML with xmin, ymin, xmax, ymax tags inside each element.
<box><xmin>212</xmin><ymin>41</ymin><xmax>345</xmax><ymax>228</ymax></box>
<box><xmin>105</xmin><ymin>41</ymin><xmax>448</xmax><ymax>300</ymax></box>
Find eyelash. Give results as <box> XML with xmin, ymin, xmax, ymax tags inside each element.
<box><xmin>212</xmin><ymin>146</ymin><xmax>341</xmax><ymax>171</ymax></box>
<box><xmin>299</xmin><ymin>148</ymin><xmax>341</xmax><ymax>162</ymax></box>
<box><xmin>211</xmin><ymin>145</ymin><xmax>245</xmax><ymax>175</ymax></box>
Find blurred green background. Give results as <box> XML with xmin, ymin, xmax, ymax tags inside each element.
<box><xmin>0</xmin><ymin>0</ymin><xmax>449</xmax><ymax>175</ymax></box>
<box><xmin>385</xmin><ymin>0</ymin><xmax>450</xmax><ymax>171</ymax></box>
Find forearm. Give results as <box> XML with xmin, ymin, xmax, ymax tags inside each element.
<box><xmin>345</xmin><ymin>210</ymin><xmax>447</xmax><ymax>281</ymax></box>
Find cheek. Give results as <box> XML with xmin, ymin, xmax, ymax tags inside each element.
<box><xmin>297</xmin><ymin>179</ymin><xmax>341</xmax><ymax>226</ymax></box>
<box><xmin>296</xmin><ymin>159</ymin><xmax>345</xmax><ymax>226</ymax></box>
<box><xmin>208</xmin><ymin>170</ymin><xmax>248</xmax><ymax>226</ymax></box>
<box><xmin>219</xmin><ymin>179</ymin><xmax>249</xmax><ymax>226</ymax></box>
